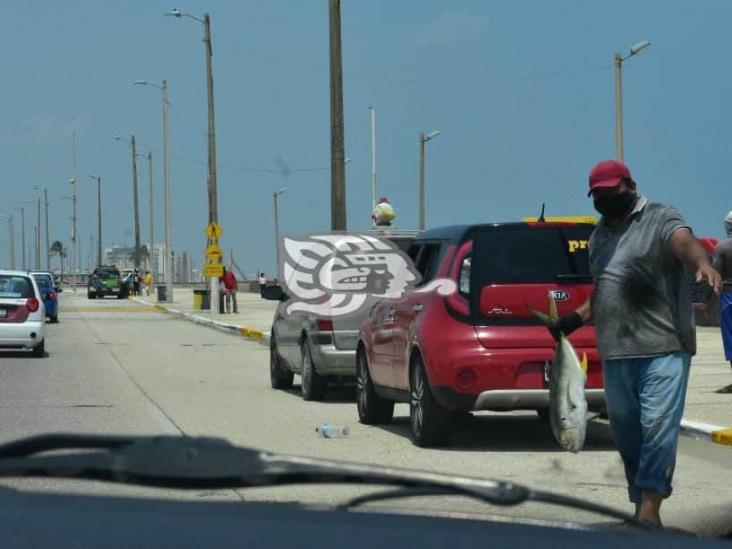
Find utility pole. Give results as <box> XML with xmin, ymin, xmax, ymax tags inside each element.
<box><xmin>71</xmin><ymin>130</ymin><xmax>79</xmax><ymax>286</ymax></box>
<box><xmin>44</xmin><ymin>189</ymin><xmax>50</xmax><ymax>270</ymax></box>
<box><xmin>35</xmin><ymin>197</ymin><xmax>41</xmax><ymax>270</ymax></box>
<box><xmin>147</xmin><ymin>152</ymin><xmax>154</xmax><ymax>276</ymax></box>
<box><xmin>131</xmin><ymin>135</ymin><xmax>141</xmax><ymax>270</ymax></box>
<box><xmin>369</xmin><ymin>106</ymin><xmax>377</xmax><ymax>225</ymax></box>
<box><xmin>329</xmin><ymin>0</ymin><xmax>347</xmax><ymax>231</ymax></box>
<box><xmin>203</xmin><ymin>13</ymin><xmax>221</xmax><ymax>313</ymax></box>
<box><xmin>89</xmin><ymin>175</ymin><xmax>102</xmax><ymax>266</ymax></box>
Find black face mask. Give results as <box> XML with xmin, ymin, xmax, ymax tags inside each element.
<box><xmin>593</xmin><ymin>192</ymin><xmax>635</xmax><ymax>219</ymax></box>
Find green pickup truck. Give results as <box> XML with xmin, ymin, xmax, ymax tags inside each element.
<box><xmin>87</xmin><ymin>266</ymin><xmax>126</xmax><ymax>299</ymax></box>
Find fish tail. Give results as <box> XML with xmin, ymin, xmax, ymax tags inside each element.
<box><xmin>527</xmin><ymin>292</ymin><xmax>559</xmax><ymax>327</ymax></box>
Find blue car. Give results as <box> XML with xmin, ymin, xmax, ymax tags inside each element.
<box><xmin>31</xmin><ymin>271</ymin><xmax>60</xmax><ymax>323</ymax></box>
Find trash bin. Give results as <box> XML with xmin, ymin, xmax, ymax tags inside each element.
<box><xmin>193</xmin><ymin>289</ymin><xmax>210</xmax><ymax>310</ymax></box>
<box><xmin>157</xmin><ymin>285</ymin><xmax>167</xmax><ymax>302</ymax></box>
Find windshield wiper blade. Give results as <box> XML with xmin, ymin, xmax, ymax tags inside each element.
<box><xmin>0</xmin><ymin>434</ymin><xmax>647</xmax><ymax>529</ymax></box>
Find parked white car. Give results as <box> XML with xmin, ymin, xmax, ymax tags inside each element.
<box><xmin>0</xmin><ymin>270</ymin><xmax>46</xmax><ymax>357</ymax></box>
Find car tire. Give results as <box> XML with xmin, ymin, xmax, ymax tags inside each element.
<box><xmin>536</xmin><ymin>408</ymin><xmax>550</xmax><ymax>422</ymax></box>
<box><xmin>356</xmin><ymin>348</ymin><xmax>394</xmax><ymax>424</ymax></box>
<box><xmin>270</xmin><ymin>332</ymin><xmax>294</xmax><ymax>390</ymax></box>
<box><xmin>409</xmin><ymin>357</ymin><xmax>455</xmax><ymax>447</ymax></box>
<box><xmin>31</xmin><ymin>340</ymin><xmax>45</xmax><ymax>358</ymax></box>
<box><xmin>301</xmin><ymin>339</ymin><xmax>326</xmax><ymax>401</ymax></box>
<box><xmin>87</xmin><ymin>292</ymin><xmax>94</xmax><ymax>299</ymax></box>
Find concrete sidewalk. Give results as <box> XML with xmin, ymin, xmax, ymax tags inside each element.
<box><xmin>133</xmin><ymin>289</ymin><xmax>731</xmax><ymax>446</ymax></box>
<box><xmin>680</xmin><ymin>327</ymin><xmax>732</xmax><ymax>445</ymax></box>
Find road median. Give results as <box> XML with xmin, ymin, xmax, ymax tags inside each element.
<box><xmin>130</xmin><ymin>296</ymin><xmax>269</xmax><ymax>345</ymax></box>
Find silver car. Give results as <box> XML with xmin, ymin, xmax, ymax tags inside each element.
<box><xmin>0</xmin><ymin>270</ymin><xmax>47</xmax><ymax>357</ymax></box>
<box><xmin>266</xmin><ymin>230</ymin><xmax>419</xmax><ymax>400</ymax></box>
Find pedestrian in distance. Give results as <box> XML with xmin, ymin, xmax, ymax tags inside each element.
<box><xmin>223</xmin><ymin>267</ymin><xmax>238</xmax><ymax>314</ymax></box>
<box><xmin>144</xmin><ymin>271</ymin><xmax>153</xmax><ymax>297</ymax></box>
<box><xmin>550</xmin><ymin>160</ymin><xmax>721</xmax><ymax>527</ymax></box>
<box><xmin>258</xmin><ymin>271</ymin><xmax>266</xmax><ymax>298</ymax></box>
<box><xmin>132</xmin><ymin>269</ymin><xmax>141</xmax><ymax>296</ymax></box>
<box><xmin>711</xmin><ymin>210</ymin><xmax>732</xmax><ymax>393</ymax></box>
<box><xmin>218</xmin><ymin>276</ymin><xmax>227</xmax><ymax>313</ymax></box>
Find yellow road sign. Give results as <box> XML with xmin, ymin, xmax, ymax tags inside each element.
<box><xmin>204</xmin><ymin>243</ymin><xmax>223</xmax><ymax>258</ymax></box>
<box><xmin>204</xmin><ymin>222</ymin><xmax>224</xmax><ymax>240</ymax></box>
<box><xmin>203</xmin><ymin>263</ymin><xmax>224</xmax><ymax>278</ymax></box>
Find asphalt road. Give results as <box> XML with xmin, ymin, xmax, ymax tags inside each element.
<box><xmin>0</xmin><ymin>293</ymin><xmax>729</xmax><ymax>532</ymax></box>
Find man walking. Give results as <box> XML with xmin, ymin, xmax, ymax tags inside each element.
<box><xmin>712</xmin><ymin>211</ymin><xmax>732</xmax><ymax>392</ymax></box>
<box><xmin>223</xmin><ymin>267</ymin><xmax>238</xmax><ymax>314</ymax></box>
<box><xmin>553</xmin><ymin>160</ymin><xmax>721</xmax><ymax>527</ymax></box>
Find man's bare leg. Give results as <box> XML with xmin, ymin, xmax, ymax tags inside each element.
<box><xmin>637</xmin><ymin>491</ymin><xmax>662</xmax><ymax>526</ymax></box>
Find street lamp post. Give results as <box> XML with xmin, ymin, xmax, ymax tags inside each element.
<box><xmin>369</xmin><ymin>106</ymin><xmax>377</xmax><ymax>225</ymax></box>
<box><xmin>273</xmin><ymin>188</ymin><xmax>286</xmax><ymax>280</ymax></box>
<box><xmin>0</xmin><ymin>214</ymin><xmax>14</xmax><ymax>270</ymax></box>
<box><xmin>418</xmin><ymin>131</ymin><xmax>440</xmax><ymax>231</ymax></box>
<box><xmin>134</xmin><ymin>79</ymin><xmax>173</xmax><ymax>301</ymax></box>
<box><xmin>43</xmin><ymin>189</ymin><xmax>49</xmax><ymax>270</ymax></box>
<box><xmin>15</xmin><ymin>205</ymin><xmax>26</xmax><ymax>270</ymax></box>
<box><xmin>614</xmin><ymin>40</ymin><xmax>651</xmax><ymax>162</ymax></box>
<box><xmin>165</xmin><ymin>9</ymin><xmax>219</xmax><ymax>312</ymax></box>
<box><xmin>130</xmin><ymin>135</ymin><xmax>142</xmax><ymax>270</ymax></box>
<box><xmin>35</xmin><ymin>196</ymin><xmax>41</xmax><ymax>270</ymax></box>
<box><xmin>89</xmin><ymin>175</ymin><xmax>103</xmax><ymax>266</ymax></box>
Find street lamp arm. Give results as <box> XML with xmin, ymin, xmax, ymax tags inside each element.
<box><xmin>164</xmin><ymin>9</ymin><xmax>203</xmax><ymax>23</ymax></box>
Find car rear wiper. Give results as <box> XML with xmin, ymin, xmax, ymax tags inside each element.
<box><xmin>554</xmin><ymin>274</ymin><xmax>594</xmax><ymax>283</ymax></box>
<box><xmin>0</xmin><ymin>434</ymin><xmax>650</xmax><ymax>530</ymax></box>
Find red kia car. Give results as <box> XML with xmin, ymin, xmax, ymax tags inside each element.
<box><xmin>356</xmin><ymin>222</ymin><xmax>604</xmax><ymax>447</ymax></box>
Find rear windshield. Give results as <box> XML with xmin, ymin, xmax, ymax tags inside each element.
<box><xmin>473</xmin><ymin>226</ymin><xmax>593</xmax><ymax>285</ymax></box>
<box><xmin>94</xmin><ymin>269</ymin><xmax>120</xmax><ymax>279</ymax></box>
<box><xmin>0</xmin><ymin>275</ymin><xmax>35</xmax><ymax>298</ymax></box>
<box><xmin>33</xmin><ymin>274</ymin><xmax>54</xmax><ymax>289</ymax></box>
<box><xmin>386</xmin><ymin>237</ymin><xmax>414</xmax><ymax>253</ymax></box>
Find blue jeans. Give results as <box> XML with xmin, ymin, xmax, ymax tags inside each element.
<box><xmin>602</xmin><ymin>352</ymin><xmax>691</xmax><ymax>503</ymax></box>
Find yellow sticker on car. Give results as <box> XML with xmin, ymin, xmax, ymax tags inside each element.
<box><xmin>568</xmin><ymin>240</ymin><xmax>588</xmax><ymax>253</ymax></box>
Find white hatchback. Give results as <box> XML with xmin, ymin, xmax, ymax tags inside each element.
<box><xmin>0</xmin><ymin>270</ymin><xmax>46</xmax><ymax>357</ymax></box>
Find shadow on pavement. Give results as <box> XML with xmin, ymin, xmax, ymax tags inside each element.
<box><xmin>375</xmin><ymin>414</ymin><xmax>617</xmax><ymax>452</ymax></box>
<box><xmin>280</xmin><ymin>383</ymin><xmax>357</xmax><ymax>404</ymax></box>
<box><xmin>0</xmin><ymin>350</ymin><xmax>47</xmax><ymax>359</ymax></box>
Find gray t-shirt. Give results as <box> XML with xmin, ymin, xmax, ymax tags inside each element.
<box><xmin>712</xmin><ymin>238</ymin><xmax>732</xmax><ymax>293</ymax></box>
<box><xmin>589</xmin><ymin>196</ymin><xmax>695</xmax><ymax>360</ymax></box>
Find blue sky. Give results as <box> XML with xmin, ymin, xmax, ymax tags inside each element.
<box><xmin>0</xmin><ymin>1</ymin><xmax>730</xmax><ymax>275</ymax></box>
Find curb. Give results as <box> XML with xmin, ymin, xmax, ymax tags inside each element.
<box><xmin>130</xmin><ymin>297</ymin><xmax>269</xmax><ymax>345</ymax></box>
<box><xmin>680</xmin><ymin>419</ymin><xmax>732</xmax><ymax>447</ymax></box>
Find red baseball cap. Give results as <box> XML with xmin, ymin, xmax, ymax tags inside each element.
<box><xmin>588</xmin><ymin>160</ymin><xmax>632</xmax><ymax>196</ymax></box>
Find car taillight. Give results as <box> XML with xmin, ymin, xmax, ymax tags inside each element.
<box><xmin>317</xmin><ymin>319</ymin><xmax>333</xmax><ymax>331</ymax></box>
<box><xmin>26</xmin><ymin>298</ymin><xmax>40</xmax><ymax>312</ymax></box>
